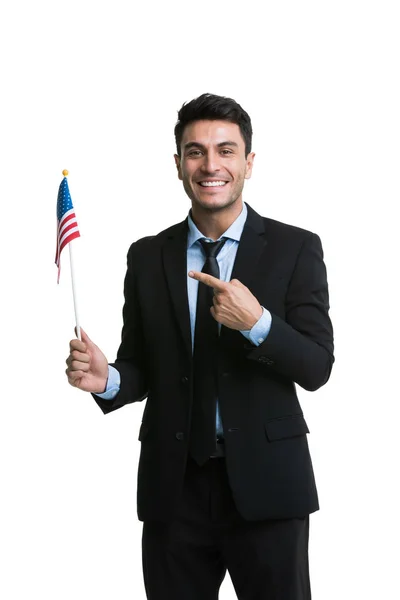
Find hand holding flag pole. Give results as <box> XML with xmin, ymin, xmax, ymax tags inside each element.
<box><xmin>55</xmin><ymin>170</ymin><xmax>82</xmax><ymax>340</ymax></box>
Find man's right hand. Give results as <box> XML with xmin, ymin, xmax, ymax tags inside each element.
<box><xmin>66</xmin><ymin>328</ymin><xmax>109</xmax><ymax>394</ymax></box>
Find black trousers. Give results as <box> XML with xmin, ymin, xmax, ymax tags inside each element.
<box><xmin>142</xmin><ymin>455</ymin><xmax>311</xmax><ymax>600</ymax></box>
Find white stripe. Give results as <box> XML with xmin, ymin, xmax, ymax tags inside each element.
<box><xmin>59</xmin><ymin>225</ymin><xmax>79</xmax><ymax>248</ymax></box>
<box><xmin>59</xmin><ymin>218</ymin><xmax>78</xmax><ymax>238</ymax></box>
<box><xmin>58</xmin><ymin>208</ymin><xmax>77</xmax><ymax>233</ymax></box>
<box><xmin>59</xmin><ymin>208</ymin><xmax>76</xmax><ymax>224</ymax></box>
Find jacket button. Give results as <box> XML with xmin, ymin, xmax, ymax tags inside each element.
<box><xmin>258</xmin><ymin>356</ymin><xmax>274</xmax><ymax>365</ymax></box>
<box><xmin>175</xmin><ymin>432</ymin><xmax>184</xmax><ymax>441</ymax></box>
<box><xmin>181</xmin><ymin>376</ymin><xmax>189</xmax><ymax>383</ymax></box>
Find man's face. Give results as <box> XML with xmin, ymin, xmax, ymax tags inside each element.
<box><xmin>174</xmin><ymin>120</ymin><xmax>255</xmax><ymax>213</ymax></box>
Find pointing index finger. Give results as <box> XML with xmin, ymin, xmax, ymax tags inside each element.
<box><xmin>188</xmin><ymin>271</ymin><xmax>228</xmax><ymax>291</ymax></box>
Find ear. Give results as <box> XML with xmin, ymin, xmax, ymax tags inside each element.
<box><xmin>245</xmin><ymin>152</ymin><xmax>256</xmax><ymax>180</ymax></box>
<box><xmin>174</xmin><ymin>154</ymin><xmax>183</xmax><ymax>181</ymax></box>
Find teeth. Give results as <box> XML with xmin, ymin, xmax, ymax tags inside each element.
<box><xmin>199</xmin><ymin>181</ymin><xmax>227</xmax><ymax>187</ymax></box>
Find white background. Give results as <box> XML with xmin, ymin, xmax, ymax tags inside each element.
<box><xmin>1</xmin><ymin>1</ymin><xmax>399</xmax><ymax>598</ymax></box>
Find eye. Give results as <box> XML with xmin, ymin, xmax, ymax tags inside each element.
<box><xmin>221</xmin><ymin>149</ymin><xmax>233</xmax><ymax>155</ymax></box>
<box><xmin>187</xmin><ymin>150</ymin><xmax>202</xmax><ymax>157</ymax></box>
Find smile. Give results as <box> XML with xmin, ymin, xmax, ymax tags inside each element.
<box><xmin>198</xmin><ymin>181</ymin><xmax>228</xmax><ymax>187</ymax></box>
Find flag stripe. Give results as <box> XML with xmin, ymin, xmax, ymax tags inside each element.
<box><xmin>58</xmin><ymin>210</ymin><xmax>77</xmax><ymax>236</ymax></box>
<box><xmin>59</xmin><ymin>220</ymin><xmax>79</xmax><ymax>241</ymax></box>
<box><xmin>58</xmin><ymin>230</ymin><xmax>81</xmax><ymax>259</ymax></box>
<box><xmin>59</xmin><ymin>226</ymin><xmax>80</xmax><ymax>249</ymax></box>
<box><xmin>55</xmin><ymin>228</ymin><xmax>80</xmax><ymax>266</ymax></box>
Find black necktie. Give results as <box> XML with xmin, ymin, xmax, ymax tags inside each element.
<box><xmin>189</xmin><ymin>238</ymin><xmax>227</xmax><ymax>466</ymax></box>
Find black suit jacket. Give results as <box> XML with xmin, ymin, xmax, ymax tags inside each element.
<box><xmin>94</xmin><ymin>203</ymin><xmax>334</xmax><ymax>522</ymax></box>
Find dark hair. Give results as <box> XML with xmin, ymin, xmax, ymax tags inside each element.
<box><xmin>174</xmin><ymin>93</ymin><xmax>253</xmax><ymax>157</ymax></box>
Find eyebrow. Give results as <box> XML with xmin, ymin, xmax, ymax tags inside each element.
<box><xmin>183</xmin><ymin>141</ymin><xmax>239</xmax><ymax>151</ymax></box>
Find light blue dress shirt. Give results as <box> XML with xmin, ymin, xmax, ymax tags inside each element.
<box><xmin>98</xmin><ymin>203</ymin><xmax>272</xmax><ymax>435</ymax></box>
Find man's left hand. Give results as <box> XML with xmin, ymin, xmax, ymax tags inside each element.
<box><xmin>189</xmin><ymin>271</ymin><xmax>263</xmax><ymax>331</ymax></box>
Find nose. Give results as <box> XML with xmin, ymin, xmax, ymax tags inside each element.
<box><xmin>201</xmin><ymin>151</ymin><xmax>221</xmax><ymax>174</ymax></box>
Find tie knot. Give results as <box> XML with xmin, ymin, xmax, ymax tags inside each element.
<box><xmin>199</xmin><ymin>238</ymin><xmax>227</xmax><ymax>259</ymax></box>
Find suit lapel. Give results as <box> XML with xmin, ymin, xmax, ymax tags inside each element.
<box><xmin>162</xmin><ymin>219</ymin><xmax>192</xmax><ymax>358</ymax></box>
<box><xmin>230</xmin><ymin>203</ymin><xmax>267</xmax><ymax>288</ymax></box>
<box><xmin>221</xmin><ymin>203</ymin><xmax>268</xmax><ymax>344</ymax></box>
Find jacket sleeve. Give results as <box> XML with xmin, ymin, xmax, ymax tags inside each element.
<box><xmin>92</xmin><ymin>243</ymin><xmax>149</xmax><ymax>414</ymax></box>
<box><xmin>244</xmin><ymin>232</ymin><xmax>334</xmax><ymax>391</ymax></box>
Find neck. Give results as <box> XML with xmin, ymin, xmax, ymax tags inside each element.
<box><xmin>191</xmin><ymin>199</ymin><xmax>244</xmax><ymax>241</ymax></box>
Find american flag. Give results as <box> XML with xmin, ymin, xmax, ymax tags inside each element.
<box><xmin>55</xmin><ymin>175</ymin><xmax>80</xmax><ymax>283</ymax></box>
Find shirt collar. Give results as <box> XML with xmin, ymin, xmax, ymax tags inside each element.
<box><xmin>187</xmin><ymin>202</ymin><xmax>248</xmax><ymax>248</ymax></box>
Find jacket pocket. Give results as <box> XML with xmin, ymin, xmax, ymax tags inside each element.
<box><xmin>265</xmin><ymin>414</ymin><xmax>309</xmax><ymax>442</ymax></box>
<box><xmin>138</xmin><ymin>423</ymin><xmax>150</xmax><ymax>441</ymax></box>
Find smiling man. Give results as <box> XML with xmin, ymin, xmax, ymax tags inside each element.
<box><xmin>177</xmin><ymin>119</ymin><xmax>254</xmax><ymax>214</ymax></box>
<box><xmin>66</xmin><ymin>93</ymin><xmax>334</xmax><ymax>600</ymax></box>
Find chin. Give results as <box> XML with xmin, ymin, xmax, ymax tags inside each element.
<box><xmin>195</xmin><ymin>199</ymin><xmax>230</xmax><ymax>212</ymax></box>
<box><xmin>200</xmin><ymin>196</ymin><xmax>239</xmax><ymax>212</ymax></box>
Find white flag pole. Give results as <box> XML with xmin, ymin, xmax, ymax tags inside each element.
<box><xmin>69</xmin><ymin>242</ymin><xmax>81</xmax><ymax>341</ymax></box>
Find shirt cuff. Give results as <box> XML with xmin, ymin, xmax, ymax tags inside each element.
<box><xmin>96</xmin><ymin>365</ymin><xmax>121</xmax><ymax>400</ymax></box>
<box><xmin>240</xmin><ymin>307</ymin><xmax>272</xmax><ymax>346</ymax></box>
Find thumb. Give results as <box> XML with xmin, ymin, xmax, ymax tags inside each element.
<box><xmin>75</xmin><ymin>326</ymin><xmax>92</xmax><ymax>346</ymax></box>
<box><xmin>230</xmin><ymin>278</ymin><xmax>245</xmax><ymax>288</ymax></box>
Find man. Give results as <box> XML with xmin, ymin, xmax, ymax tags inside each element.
<box><xmin>66</xmin><ymin>93</ymin><xmax>334</xmax><ymax>599</ymax></box>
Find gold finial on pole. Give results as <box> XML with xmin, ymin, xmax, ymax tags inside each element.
<box><xmin>62</xmin><ymin>169</ymin><xmax>69</xmax><ymax>177</ymax></box>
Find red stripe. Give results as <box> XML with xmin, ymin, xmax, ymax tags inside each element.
<box><xmin>58</xmin><ymin>231</ymin><xmax>80</xmax><ymax>256</ymax></box>
<box><xmin>58</xmin><ymin>212</ymin><xmax>76</xmax><ymax>235</ymax></box>
<box><xmin>60</xmin><ymin>220</ymin><xmax>78</xmax><ymax>238</ymax></box>
<box><xmin>56</xmin><ymin>222</ymin><xmax>79</xmax><ymax>264</ymax></box>
<box><xmin>56</xmin><ymin>231</ymin><xmax>80</xmax><ymax>266</ymax></box>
